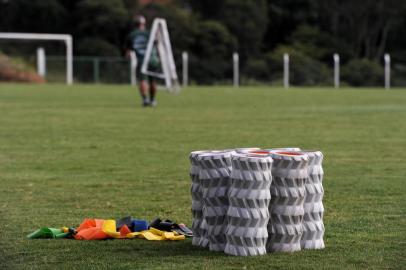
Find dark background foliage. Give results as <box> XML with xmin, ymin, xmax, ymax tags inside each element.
<box><xmin>0</xmin><ymin>0</ymin><xmax>405</xmax><ymax>85</ymax></box>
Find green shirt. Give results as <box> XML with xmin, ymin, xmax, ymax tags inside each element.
<box><xmin>126</xmin><ymin>29</ymin><xmax>159</xmax><ymax>67</ymax></box>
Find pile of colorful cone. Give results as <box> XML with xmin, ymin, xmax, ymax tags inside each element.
<box><xmin>189</xmin><ymin>147</ymin><xmax>325</xmax><ymax>256</ymax></box>
<box><xmin>27</xmin><ymin>216</ymin><xmax>193</xmax><ymax>241</ymax></box>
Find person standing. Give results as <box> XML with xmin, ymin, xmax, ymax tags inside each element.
<box><xmin>126</xmin><ymin>15</ymin><xmax>160</xmax><ymax>107</ymax></box>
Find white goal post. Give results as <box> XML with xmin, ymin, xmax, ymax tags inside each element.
<box><xmin>0</xmin><ymin>32</ymin><xmax>73</xmax><ymax>85</ymax></box>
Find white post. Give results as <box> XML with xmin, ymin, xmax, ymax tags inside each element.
<box><xmin>182</xmin><ymin>51</ymin><xmax>188</xmax><ymax>87</ymax></box>
<box><xmin>283</xmin><ymin>53</ymin><xmax>289</xmax><ymax>89</ymax></box>
<box><xmin>65</xmin><ymin>36</ymin><xmax>73</xmax><ymax>85</ymax></box>
<box><xmin>384</xmin><ymin>53</ymin><xmax>390</xmax><ymax>90</ymax></box>
<box><xmin>333</xmin><ymin>53</ymin><xmax>340</xmax><ymax>89</ymax></box>
<box><xmin>130</xmin><ymin>51</ymin><xmax>137</xmax><ymax>86</ymax></box>
<box><xmin>233</xmin><ymin>52</ymin><xmax>239</xmax><ymax>88</ymax></box>
<box><xmin>36</xmin><ymin>47</ymin><xmax>46</xmax><ymax>78</ymax></box>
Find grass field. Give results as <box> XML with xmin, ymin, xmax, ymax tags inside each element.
<box><xmin>0</xmin><ymin>84</ymin><xmax>405</xmax><ymax>269</ymax></box>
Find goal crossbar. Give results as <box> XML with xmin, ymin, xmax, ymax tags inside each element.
<box><xmin>0</xmin><ymin>32</ymin><xmax>73</xmax><ymax>85</ymax></box>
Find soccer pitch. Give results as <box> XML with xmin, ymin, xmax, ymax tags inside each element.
<box><xmin>0</xmin><ymin>84</ymin><xmax>405</xmax><ymax>269</ymax></box>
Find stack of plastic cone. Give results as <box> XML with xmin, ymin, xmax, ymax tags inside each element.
<box><xmin>189</xmin><ymin>150</ymin><xmax>209</xmax><ymax>246</ymax></box>
<box><xmin>225</xmin><ymin>152</ymin><xmax>273</xmax><ymax>256</ymax></box>
<box><xmin>300</xmin><ymin>150</ymin><xmax>325</xmax><ymax>249</ymax></box>
<box><xmin>267</xmin><ymin>151</ymin><xmax>309</xmax><ymax>252</ymax></box>
<box><xmin>198</xmin><ymin>151</ymin><xmax>234</xmax><ymax>251</ymax></box>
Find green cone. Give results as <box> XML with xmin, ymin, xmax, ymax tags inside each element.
<box><xmin>27</xmin><ymin>228</ymin><xmax>69</xmax><ymax>239</ymax></box>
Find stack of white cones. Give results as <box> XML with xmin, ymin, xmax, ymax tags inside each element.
<box><xmin>267</xmin><ymin>151</ymin><xmax>308</xmax><ymax>252</ymax></box>
<box><xmin>189</xmin><ymin>147</ymin><xmax>325</xmax><ymax>256</ymax></box>
<box><xmin>301</xmin><ymin>151</ymin><xmax>325</xmax><ymax>249</ymax></box>
<box><xmin>189</xmin><ymin>151</ymin><xmax>208</xmax><ymax>247</ymax></box>
<box><xmin>198</xmin><ymin>151</ymin><xmax>234</xmax><ymax>251</ymax></box>
<box><xmin>225</xmin><ymin>153</ymin><xmax>273</xmax><ymax>256</ymax></box>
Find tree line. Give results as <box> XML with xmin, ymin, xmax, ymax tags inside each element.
<box><xmin>1</xmin><ymin>0</ymin><xmax>405</xmax><ymax>86</ymax></box>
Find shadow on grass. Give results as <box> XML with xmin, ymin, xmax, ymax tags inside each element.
<box><xmin>25</xmin><ymin>238</ymin><xmax>227</xmax><ymax>260</ymax></box>
<box><xmin>105</xmin><ymin>239</ymin><xmax>226</xmax><ymax>258</ymax></box>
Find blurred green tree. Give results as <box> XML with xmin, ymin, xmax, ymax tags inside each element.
<box><xmin>75</xmin><ymin>0</ymin><xmax>128</xmax><ymax>56</ymax></box>
<box><xmin>188</xmin><ymin>0</ymin><xmax>267</xmax><ymax>64</ymax></box>
<box><xmin>266</xmin><ymin>45</ymin><xmax>331</xmax><ymax>86</ymax></box>
<box><xmin>0</xmin><ymin>0</ymin><xmax>406</xmax><ymax>85</ymax></box>
<box><xmin>342</xmin><ymin>59</ymin><xmax>384</xmax><ymax>87</ymax></box>
<box><xmin>0</xmin><ymin>0</ymin><xmax>68</xmax><ymax>33</ymax></box>
<box><xmin>318</xmin><ymin>0</ymin><xmax>405</xmax><ymax>61</ymax></box>
<box><xmin>190</xmin><ymin>20</ymin><xmax>236</xmax><ymax>84</ymax></box>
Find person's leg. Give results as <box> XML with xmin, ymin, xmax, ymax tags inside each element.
<box><xmin>139</xmin><ymin>80</ymin><xmax>150</xmax><ymax>106</ymax></box>
<box><xmin>149</xmin><ymin>78</ymin><xmax>157</xmax><ymax>106</ymax></box>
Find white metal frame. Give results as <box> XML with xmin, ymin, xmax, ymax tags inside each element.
<box><xmin>141</xmin><ymin>18</ymin><xmax>180</xmax><ymax>93</ymax></box>
<box><xmin>0</xmin><ymin>32</ymin><xmax>73</xmax><ymax>85</ymax></box>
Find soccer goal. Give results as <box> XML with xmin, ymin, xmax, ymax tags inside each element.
<box><xmin>0</xmin><ymin>32</ymin><xmax>73</xmax><ymax>85</ymax></box>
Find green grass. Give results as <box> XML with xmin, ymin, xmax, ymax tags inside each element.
<box><xmin>0</xmin><ymin>84</ymin><xmax>405</xmax><ymax>269</ymax></box>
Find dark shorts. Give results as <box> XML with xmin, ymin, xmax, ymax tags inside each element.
<box><xmin>136</xmin><ymin>62</ymin><xmax>160</xmax><ymax>82</ymax></box>
<box><xmin>136</xmin><ymin>66</ymin><xmax>153</xmax><ymax>82</ymax></box>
